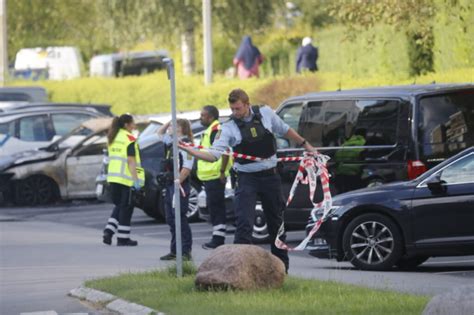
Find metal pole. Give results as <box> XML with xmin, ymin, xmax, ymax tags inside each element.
<box><xmin>0</xmin><ymin>0</ymin><xmax>7</xmax><ymax>87</ymax></box>
<box><xmin>163</xmin><ymin>58</ymin><xmax>183</xmax><ymax>277</ymax></box>
<box><xmin>202</xmin><ymin>0</ymin><xmax>212</xmax><ymax>85</ymax></box>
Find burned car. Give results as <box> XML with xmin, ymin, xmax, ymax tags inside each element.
<box><xmin>0</xmin><ymin>118</ymin><xmax>112</xmax><ymax>205</ymax></box>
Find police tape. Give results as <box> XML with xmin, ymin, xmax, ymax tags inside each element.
<box><xmin>178</xmin><ymin>141</ymin><xmax>305</xmax><ymax>162</ymax></box>
<box><xmin>179</xmin><ymin>141</ymin><xmax>333</xmax><ymax>251</ymax></box>
<box><xmin>275</xmin><ymin>151</ymin><xmax>333</xmax><ymax>251</ymax></box>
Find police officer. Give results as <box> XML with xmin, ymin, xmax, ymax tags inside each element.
<box><xmin>103</xmin><ymin>114</ymin><xmax>144</xmax><ymax>246</ymax></box>
<box><xmin>158</xmin><ymin>119</ymin><xmax>194</xmax><ymax>261</ymax></box>
<box><xmin>180</xmin><ymin>89</ymin><xmax>314</xmax><ymax>271</ymax></box>
<box><xmin>198</xmin><ymin>105</ymin><xmax>231</xmax><ymax>249</ymax></box>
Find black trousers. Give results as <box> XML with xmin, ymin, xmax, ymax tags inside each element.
<box><xmin>233</xmin><ymin>171</ymin><xmax>289</xmax><ymax>270</ymax></box>
<box><xmin>204</xmin><ymin>178</ymin><xmax>226</xmax><ymax>237</ymax></box>
<box><xmin>104</xmin><ymin>183</ymin><xmax>134</xmax><ymax>239</ymax></box>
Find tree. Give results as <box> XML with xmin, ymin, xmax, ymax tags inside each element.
<box><xmin>328</xmin><ymin>0</ymin><xmax>436</xmax><ymax>76</ymax></box>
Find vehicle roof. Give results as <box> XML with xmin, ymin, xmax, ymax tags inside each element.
<box><xmin>0</xmin><ymin>106</ymin><xmax>106</xmax><ymax>122</ymax></box>
<box><xmin>0</xmin><ymin>86</ymin><xmax>48</xmax><ymax>102</ymax></box>
<box><xmin>281</xmin><ymin>83</ymin><xmax>474</xmax><ymax>104</ymax></box>
<box><xmin>148</xmin><ymin>108</ymin><xmax>232</xmax><ymax>125</ymax></box>
<box><xmin>80</xmin><ymin>116</ymin><xmax>149</xmax><ymax>133</ymax></box>
<box><xmin>0</xmin><ymin>102</ymin><xmax>112</xmax><ymax>116</ymax></box>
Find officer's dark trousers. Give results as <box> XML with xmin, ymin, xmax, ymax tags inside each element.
<box><xmin>104</xmin><ymin>183</ymin><xmax>134</xmax><ymax>240</ymax></box>
<box><xmin>164</xmin><ymin>181</ymin><xmax>192</xmax><ymax>255</ymax></box>
<box><xmin>233</xmin><ymin>171</ymin><xmax>289</xmax><ymax>270</ymax></box>
<box><xmin>204</xmin><ymin>179</ymin><xmax>226</xmax><ymax>238</ymax></box>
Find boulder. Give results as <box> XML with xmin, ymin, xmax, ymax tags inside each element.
<box><xmin>423</xmin><ymin>285</ymin><xmax>474</xmax><ymax>315</ymax></box>
<box><xmin>195</xmin><ymin>244</ymin><xmax>286</xmax><ymax>290</ymax></box>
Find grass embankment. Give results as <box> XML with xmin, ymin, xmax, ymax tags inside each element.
<box><xmin>86</xmin><ymin>264</ymin><xmax>429</xmax><ymax>315</ymax></box>
<box><xmin>11</xmin><ymin>67</ymin><xmax>473</xmax><ymax>115</ymax></box>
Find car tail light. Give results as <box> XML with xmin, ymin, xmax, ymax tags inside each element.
<box><xmin>407</xmin><ymin>160</ymin><xmax>427</xmax><ymax>179</ymax></box>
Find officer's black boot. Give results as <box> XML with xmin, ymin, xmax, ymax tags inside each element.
<box><xmin>103</xmin><ymin>229</ymin><xmax>113</xmax><ymax>245</ymax></box>
<box><xmin>202</xmin><ymin>236</ymin><xmax>225</xmax><ymax>250</ymax></box>
<box><xmin>117</xmin><ymin>238</ymin><xmax>138</xmax><ymax>246</ymax></box>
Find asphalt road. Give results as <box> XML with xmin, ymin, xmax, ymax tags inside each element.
<box><xmin>1</xmin><ymin>200</ymin><xmax>474</xmax><ymax>314</ymax></box>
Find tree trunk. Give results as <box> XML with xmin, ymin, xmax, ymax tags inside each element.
<box><xmin>181</xmin><ymin>20</ymin><xmax>195</xmax><ymax>75</ymax></box>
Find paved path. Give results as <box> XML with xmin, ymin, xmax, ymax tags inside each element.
<box><xmin>1</xmin><ymin>202</ymin><xmax>474</xmax><ymax>314</ymax></box>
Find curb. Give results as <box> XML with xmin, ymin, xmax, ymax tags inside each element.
<box><xmin>69</xmin><ymin>286</ymin><xmax>164</xmax><ymax>315</ymax></box>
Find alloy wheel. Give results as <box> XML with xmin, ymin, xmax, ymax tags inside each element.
<box><xmin>349</xmin><ymin>220</ymin><xmax>394</xmax><ymax>265</ymax></box>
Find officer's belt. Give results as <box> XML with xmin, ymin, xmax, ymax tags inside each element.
<box><xmin>237</xmin><ymin>167</ymin><xmax>277</xmax><ymax>177</ymax></box>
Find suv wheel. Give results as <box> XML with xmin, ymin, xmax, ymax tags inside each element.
<box><xmin>343</xmin><ymin>213</ymin><xmax>403</xmax><ymax>271</ymax></box>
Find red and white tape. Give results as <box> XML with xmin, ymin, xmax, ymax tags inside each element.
<box><xmin>275</xmin><ymin>151</ymin><xmax>332</xmax><ymax>251</ymax></box>
<box><xmin>180</xmin><ymin>141</ymin><xmax>333</xmax><ymax>251</ymax></box>
<box><xmin>179</xmin><ymin>142</ymin><xmax>305</xmax><ymax>162</ymax></box>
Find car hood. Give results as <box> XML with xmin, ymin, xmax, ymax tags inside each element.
<box><xmin>332</xmin><ymin>180</ymin><xmax>414</xmax><ymax>206</ymax></box>
<box><xmin>0</xmin><ymin>149</ymin><xmax>57</xmax><ymax>171</ymax></box>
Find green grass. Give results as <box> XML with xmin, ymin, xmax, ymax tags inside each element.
<box><xmin>85</xmin><ymin>264</ymin><xmax>429</xmax><ymax>315</ymax></box>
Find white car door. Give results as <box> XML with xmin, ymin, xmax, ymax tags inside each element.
<box><xmin>66</xmin><ymin>134</ymin><xmax>107</xmax><ymax>198</ymax></box>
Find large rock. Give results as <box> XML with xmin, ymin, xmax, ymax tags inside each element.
<box><xmin>195</xmin><ymin>244</ymin><xmax>286</xmax><ymax>290</ymax></box>
<box><xmin>423</xmin><ymin>285</ymin><xmax>474</xmax><ymax>315</ymax></box>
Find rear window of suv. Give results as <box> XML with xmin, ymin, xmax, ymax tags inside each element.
<box><xmin>297</xmin><ymin>99</ymin><xmax>405</xmax><ymax>148</ymax></box>
<box><xmin>419</xmin><ymin>90</ymin><xmax>474</xmax><ymax>160</ymax></box>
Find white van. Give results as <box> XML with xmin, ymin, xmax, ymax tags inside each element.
<box><xmin>14</xmin><ymin>46</ymin><xmax>83</xmax><ymax>80</ymax></box>
<box><xmin>89</xmin><ymin>50</ymin><xmax>168</xmax><ymax>77</ymax></box>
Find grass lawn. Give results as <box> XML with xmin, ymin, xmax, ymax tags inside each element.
<box><xmin>85</xmin><ymin>264</ymin><xmax>429</xmax><ymax>315</ymax></box>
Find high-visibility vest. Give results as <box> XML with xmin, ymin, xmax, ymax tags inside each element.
<box><xmin>107</xmin><ymin>128</ymin><xmax>145</xmax><ymax>187</ymax></box>
<box><xmin>197</xmin><ymin>120</ymin><xmax>232</xmax><ymax>181</ymax></box>
<box><xmin>335</xmin><ymin>135</ymin><xmax>366</xmax><ymax>176</ymax></box>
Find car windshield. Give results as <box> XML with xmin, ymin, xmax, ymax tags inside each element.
<box><xmin>139</xmin><ymin>121</ymin><xmax>161</xmax><ymax>139</ymax></box>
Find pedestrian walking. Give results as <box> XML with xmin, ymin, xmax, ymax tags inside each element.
<box><xmin>198</xmin><ymin>105</ymin><xmax>232</xmax><ymax>249</ymax></box>
<box><xmin>233</xmin><ymin>36</ymin><xmax>264</xmax><ymax>79</ymax></box>
<box><xmin>180</xmin><ymin>89</ymin><xmax>315</xmax><ymax>272</ymax></box>
<box><xmin>158</xmin><ymin>119</ymin><xmax>194</xmax><ymax>261</ymax></box>
<box><xmin>103</xmin><ymin>114</ymin><xmax>144</xmax><ymax>246</ymax></box>
<box><xmin>296</xmin><ymin>36</ymin><xmax>319</xmax><ymax>73</ymax></box>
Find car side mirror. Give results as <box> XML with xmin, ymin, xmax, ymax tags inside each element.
<box><xmin>426</xmin><ymin>173</ymin><xmax>446</xmax><ymax>194</ymax></box>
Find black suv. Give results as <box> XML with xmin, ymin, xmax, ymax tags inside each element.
<box><xmin>275</xmin><ymin>84</ymin><xmax>474</xmax><ymax>228</ymax></box>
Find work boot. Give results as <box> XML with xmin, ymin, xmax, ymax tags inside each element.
<box><xmin>117</xmin><ymin>238</ymin><xmax>138</xmax><ymax>246</ymax></box>
<box><xmin>202</xmin><ymin>236</ymin><xmax>225</xmax><ymax>250</ymax></box>
<box><xmin>160</xmin><ymin>253</ymin><xmax>176</xmax><ymax>261</ymax></box>
<box><xmin>103</xmin><ymin>230</ymin><xmax>113</xmax><ymax>245</ymax></box>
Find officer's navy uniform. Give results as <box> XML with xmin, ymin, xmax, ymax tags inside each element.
<box><xmin>161</xmin><ymin>134</ymin><xmax>194</xmax><ymax>257</ymax></box>
<box><xmin>209</xmin><ymin>105</ymin><xmax>289</xmax><ymax>271</ymax></box>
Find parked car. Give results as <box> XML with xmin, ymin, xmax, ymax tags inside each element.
<box><xmin>306</xmin><ymin>146</ymin><xmax>474</xmax><ymax>271</ymax></box>
<box><xmin>0</xmin><ymin>118</ymin><xmax>113</xmax><ymax>205</ymax></box>
<box><xmin>0</xmin><ymin>103</ymin><xmax>112</xmax><ymax>157</ymax></box>
<box><xmin>0</xmin><ymin>86</ymin><xmax>48</xmax><ymax>102</ymax></box>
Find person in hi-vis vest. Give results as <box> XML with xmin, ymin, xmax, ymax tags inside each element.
<box><xmin>198</xmin><ymin>106</ymin><xmax>231</xmax><ymax>249</ymax></box>
<box><xmin>103</xmin><ymin>114</ymin><xmax>144</xmax><ymax>246</ymax></box>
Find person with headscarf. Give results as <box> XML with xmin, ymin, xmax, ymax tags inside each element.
<box><xmin>233</xmin><ymin>36</ymin><xmax>264</xmax><ymax>79</ymax></box>
<box><xmin>296</xmin><ymin>37</ymin><xmax>319</xmax><ymax>73</ymax></box>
